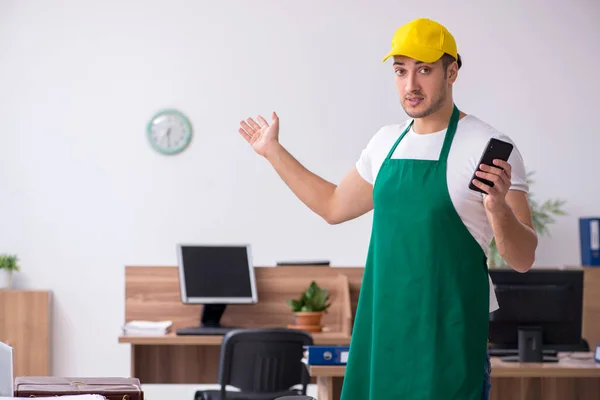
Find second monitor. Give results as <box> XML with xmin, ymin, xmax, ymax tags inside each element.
<box><xmin>175</xmin><ymin>244</ymin><xmax>258</xmax><ymax>335</ymax></box>
<box><xmin>488</xmin><ymin>268</ymin><xmax>586</xmax><ymax>362</ymax></box>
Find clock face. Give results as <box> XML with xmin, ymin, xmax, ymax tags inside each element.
<box><xmin>146</xmin><ymin>109</ymin><xmax>193</xmax><ymax>155</ymax></box>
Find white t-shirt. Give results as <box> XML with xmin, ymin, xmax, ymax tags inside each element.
<box><xmin>355</xmin><ymin>114</ymin><xmax>529</xmax><ymax>313</ymax></box>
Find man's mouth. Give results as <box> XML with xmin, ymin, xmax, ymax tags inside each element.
<box><xmin>406</xmin><ymin>97</ymin><xmax>424</xmax><ymax>107</ymax></box>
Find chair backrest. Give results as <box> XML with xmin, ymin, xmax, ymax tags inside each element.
<box><xmin>217</xmin><ymin>328</ymin><xmax>313</xmax><ymax>396</ymax></box>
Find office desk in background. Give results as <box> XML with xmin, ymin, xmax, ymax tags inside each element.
<box><xmin>311</xmin><ymin>354</ymin><xmax>600</xmax><ymax>400</ymax></box>
<box><xmin>118</xmin><ymin>265</ymin><xmax>600</xmax><ymax>386</ymax></box>
<box><xmin>118</xmin><ymin>266</ymin><xmax>359</xmax><ymax>383</ymax></box>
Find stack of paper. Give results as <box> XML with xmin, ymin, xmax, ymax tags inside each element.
<box><xmin>121</xmin><ymin>320</ymin><xmax>172</xmax><ymax>336</ymax></box>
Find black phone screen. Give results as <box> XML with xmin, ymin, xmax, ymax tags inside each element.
<box><xmin>469</xmin><ymin>138</ymin><xmax>514</xmax><ymax>194</ymax></box>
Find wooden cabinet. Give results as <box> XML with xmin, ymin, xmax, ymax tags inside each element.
<box><xmin>583</xmin><ymin>267</ymin><xmax>600</xmax><ymax>350</ymax></box>
<box><xmin>0</xmin><ymin>290</ymin><xmax>51</xmax><ymax>376</ymax></box>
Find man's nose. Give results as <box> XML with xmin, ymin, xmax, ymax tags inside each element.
<box><xmin>405</xmin><ymin>73</ymin><xmax>420</xmax><ymax>93</ymax></box>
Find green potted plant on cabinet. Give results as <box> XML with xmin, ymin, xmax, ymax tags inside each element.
<box><xmin>286</xmin><ymin>281</ymin><xmax>332</xmax><ymax>332</ymax></box>
<box><xmin>0</xmin><ymin>254</ymin><xmax>20</xmax><ymax>289</ymax></box>
<box><xmin>488</xmin><ymin>171</ymin><xmax>566</xmax><ymax>268</ymax></box>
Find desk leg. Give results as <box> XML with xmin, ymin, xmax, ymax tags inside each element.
<box><xmin>316</xmin><ymin>376</ymin><xmax>343</xmax><ymax>400</ymax></box>
<box><xmin>316</xmin><ymin>377</ymin><xmax>332</xmax><ymax>400</ymax></box>
<box><xmin>130</xmin><ymin>345</ymin><xmax>137</xmax><ymax>378</ymax></box>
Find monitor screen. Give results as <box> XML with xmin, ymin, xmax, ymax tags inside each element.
<box><xmin>488</xmin><ymin>268</ymin><xmax>584</xmax><ymax>350</ymax></box>
<box><xmin>176</xmin><ymin>244</ymin><xmax>258</xmax><ymax>304</ymax></box>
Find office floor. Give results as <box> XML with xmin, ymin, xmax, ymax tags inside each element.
<box><xmin>141</xmin><ymin>383</ymin><xmax>318</xmax><ymax>400</ymax></box>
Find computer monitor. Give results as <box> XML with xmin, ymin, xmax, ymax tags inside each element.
<box><xmin>176</xmin><ymin>244</ymin><xmax>258</xmax><ymax>334</ymax></box>
<box><xmin>488</xmin><ymin>268</ymin><xmax>586</xmax><ymax>357</ymax></box>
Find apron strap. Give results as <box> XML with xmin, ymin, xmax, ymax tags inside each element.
<box><xmin>384</xmin><ymin>120</ymin><xmax>414</xmax><ymax>161</ymax></box>
<box><xmin>438</xmin><ymin>104</ymin><xmax>461</xmax><ymax>163</ymax></box>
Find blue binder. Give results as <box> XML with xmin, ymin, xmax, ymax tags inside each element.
<box><xmin>579</xmin><ymin>218</ymin><xmax>600</xmax><ymax>266</ymax></box>
<box><xmin>303</xmin><ymin>345</ymin><xmax>349</xmax><ymax>365</ymax></box>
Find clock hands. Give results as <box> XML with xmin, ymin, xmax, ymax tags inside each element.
<box><xmin>165</xmin><ymin>128</ymin><xmax>171</xmax><ymax>147</ymax></box>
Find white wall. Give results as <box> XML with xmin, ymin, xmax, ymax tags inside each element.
<box><xmin>0</xmin><ymin>0</ymin><xmax>599</xmax><ymax>377</ymax></box>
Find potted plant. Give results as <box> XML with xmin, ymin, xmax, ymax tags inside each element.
<box><xmin>286</xmin><ymin>281</ymin><xmax>331</xmax><ymax>332</ymax></box>
<box><xmin>488</xmin><ymin>171</ymin><xmax>566</xmax><ymax>268</ymax></box>
<box><xmin>0</xmin><ymin>254</ymin><xmax>20</xmax><ymax>289</ymax></box>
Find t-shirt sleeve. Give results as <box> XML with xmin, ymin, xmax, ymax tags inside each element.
<box><xmin>495</xmin><ymin>134</ymin><xmax>529</xmax><ymax>193</ymax></box>
<box><xmin>355</xmin><ymin>146</ymin><xmax>373</xmax><ymax>184</ymax></box>
<box><xmin>355</xmin><ymin>129</ymin><xmax>381</xmax><ymax>185</ymax></box>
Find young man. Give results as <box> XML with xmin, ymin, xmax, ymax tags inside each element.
<box><xmin>238</xmin><ymin>18</ymin><xmax>537</xmax><ymax>400</ymax></box>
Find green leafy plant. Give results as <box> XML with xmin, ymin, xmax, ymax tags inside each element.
<box><xmin>0</xmin><ymin>254</ymin><xmax>20</xmax><ymax>272</ymax></box>
<box><xmin>488</xmin><ymin>171</ymin><xmax>567</xmax><ymax>268</ymax></box>
<box><xmin>286</xmin><ymin>281</ymin><xmax>332</xmax><ymax>312</ymax></box>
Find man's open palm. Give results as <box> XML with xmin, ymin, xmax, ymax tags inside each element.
<box><xmin>238</xmin><ymin>112</ymin><xmax>279</xmax><ymax>158</ymax></box>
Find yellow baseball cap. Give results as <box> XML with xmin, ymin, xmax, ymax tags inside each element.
<box><xmin>382</xmin><ymin>18</ymin><xmax>458</xmax><ymax>63</ymax></box>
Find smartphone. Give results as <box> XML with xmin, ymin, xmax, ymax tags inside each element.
<box><xmin>468</xmin><ymin>138</ymin><xmax>514</xmax><ymax>194</ymax></box>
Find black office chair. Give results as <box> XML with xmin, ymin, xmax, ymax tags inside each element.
<box><xmin>195</xmin><ymin>328</ymin><xmax>314</xmax><ymax>400</ymax></box>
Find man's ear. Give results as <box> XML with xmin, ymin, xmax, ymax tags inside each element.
<box><xmin>447</xmin><ymin>62</ymin><xmax>459</xmax><ymax>84</ymax></box>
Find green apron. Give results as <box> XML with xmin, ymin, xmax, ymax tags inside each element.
<box><xmin>341</xmin><ymin>105</ymin><xmax>489</xmax><ymax>399</ymax></box>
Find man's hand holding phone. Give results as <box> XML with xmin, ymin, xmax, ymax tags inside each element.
<box><xmin>468</xmin><ymin>137</ymin><xmax>514</xmax><ymax>214</ymax></box>
<box><xmin>472</xmin><ymin>159</ymin><xmax>512</xmax><ymax>214</ymax></box>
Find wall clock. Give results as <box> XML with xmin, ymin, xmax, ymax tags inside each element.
<box><xmin>146</xmin><ymin>109</ymin><xmax>193</xmax><ymax>155</ymax></box>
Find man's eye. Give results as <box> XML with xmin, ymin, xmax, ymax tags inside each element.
<box><xmin>419</xmin><ymin>67</ymin><xmax>430</xmax><ymax>73</ymax></box>
<box><xmin>395</xmin><ymin>70</ymin><xmax>405</xmax><ymax>76</ymax></box>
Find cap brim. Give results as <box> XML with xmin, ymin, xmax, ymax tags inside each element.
<box><xmin>382</xmin><ymin>47</ymin><xmax>444</xmax><ymax>63</ymax></box>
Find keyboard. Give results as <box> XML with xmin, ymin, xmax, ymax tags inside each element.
<box><xmin>175</xmin><ymin>326</ymin><xmax>238</xmax><ymax>336</ymax></box>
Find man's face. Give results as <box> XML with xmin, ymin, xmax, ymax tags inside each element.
<box><xmin>393</xmin><ymin>55</ymin><xmax>456</xmax><ymax>118</ymax></box>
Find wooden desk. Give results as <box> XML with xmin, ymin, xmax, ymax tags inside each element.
<box><xmin>118</xmin><ymin>266</ymin><xmax>356</xmax><ymax>383</ymax></box>
<box><xmin>119</xmin><ymin>266</ymin><xmax>600</xmax><ymax>387</ymax></box>
<box><xmin>310</xmin><ymin>353</ymin><xmax>600</xmax><ymax>400</ymax></box>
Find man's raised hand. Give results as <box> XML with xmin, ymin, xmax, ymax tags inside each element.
<box><xmin>238</xmin><ymin>111</ymin><xmax>280</xmax><ymax>158</ymax></box>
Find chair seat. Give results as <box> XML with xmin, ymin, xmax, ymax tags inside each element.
<box><xmin>195</xmin><ymin>389</ymin><xmax>303</xmax><ymax>400</ymax></box>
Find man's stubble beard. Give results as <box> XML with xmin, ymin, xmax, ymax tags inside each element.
<box><xmin>403</xmin><ymin>81</ymin><xmax>448</xmax><ymax>119</ymax></box>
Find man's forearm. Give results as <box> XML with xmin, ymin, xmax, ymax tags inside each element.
<box><xmin>265</xmin><ymin>144</ymin><xmax>338</xmax><ymax>223</ymax></box>
<box><xmin>490</xmin><ymin>203</ymin><xmax>537</xmax><ymax>272</ymax></box>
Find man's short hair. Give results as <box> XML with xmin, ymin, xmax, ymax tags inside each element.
<box><xmin>441</xmin><ymin>53</ymin><xmax>462</xmax><ymax>71</ymax></box>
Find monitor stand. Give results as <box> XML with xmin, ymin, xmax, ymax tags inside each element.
<box><xmin>497</xmin><ymin>327</ymin><xmax>559</xmax><ymax>363</ymax></box>
<box><xmin>175</xmin><ymin>304</ymin><xmax>240</xmax><ymax>336</ymax></box>
<box><xmin>500</xmin><ymin>354</ymin><xmax>559</xmax><ymax>363</ymax></box>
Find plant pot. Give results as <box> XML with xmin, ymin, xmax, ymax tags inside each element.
<box><xmin>288</xmin><ymin>311</ymin><xmax>323</xmax><ymax>332</ymax></box>
<box><xmin>0</xmin><ymin>270</ymin><xmax>13</xmax><ymax>289</ymax></box>
<box><xmin>294</xmin><ymin>311</ymin><xmax>323</xmax><ymax>326</ymax></box>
